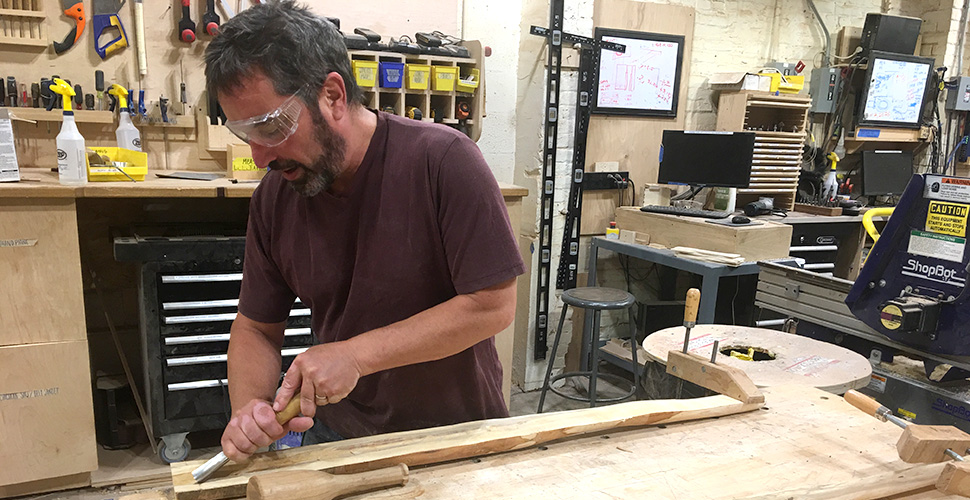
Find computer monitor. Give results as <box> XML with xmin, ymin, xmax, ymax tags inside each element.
<box><xmin>861</xmin><ymin>150</ymin><xmax>914</xmax><ymax>196</ymax></box>
<box><xmin>858</xmin><ymin>51</ymin><xmax>934</xmax><ymax>129</ymax></box>
<box><xmin>657</xmin><ymin>130</ymin><xmax>755</xmax><ymax>188</ymax></box>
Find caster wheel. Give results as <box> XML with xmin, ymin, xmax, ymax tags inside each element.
<box><xmin>158</xmin><ymin>437</ymin><xmax>191</xmax><ymax>463</ymax></box>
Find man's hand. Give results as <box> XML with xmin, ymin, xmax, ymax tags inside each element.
<box><xmin>221</xmin><ymin>398</ymin><xmax>314</xmax><ymax>462</ymax></box>
<box><xmin>274</xmin><ymin>342</ymin><xmax>363</xmax><ymax>418</ymax></box>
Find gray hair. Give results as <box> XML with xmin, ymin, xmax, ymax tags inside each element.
<box><xmin>204</xmin><ymin>0</ymin><xmax>364</xmax><ymax>108</ymax></box>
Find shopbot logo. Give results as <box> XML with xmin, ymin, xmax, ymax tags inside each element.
<box><xmin>902</xmin><ymin>258</ymin><xmax>967</xmax><ymax>287</ymax></box>
<box><xmin>56</xmin><ymin>149</ymin><xmax>67</xmax><ymax>161</ymax></box>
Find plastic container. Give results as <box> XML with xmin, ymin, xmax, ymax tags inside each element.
<box><xmin>456</xmin><ymin>68</ymin><xmax>480</xmax><ymax>93</ymax></box>
<box><xmin>57</xmin><ymin>112</ymin><xmax>87</xmax><ymax>186</ymax></box>
<box><xmin>406</xmin><ymin>63</ymin><xmax>431</xmax><ymax>90</ymax></box>
<box><xmin>352</xmin><ymin>60</ymin><xmax>378</xmax><ymax>88</ymax></box>
<box><xmin>431</xmin><ymin>66</ymin><xmax>458</xmax><ymax>91</ymax></box>
<box><xmin>116</xmin><ymin>111</ymin><xmax>142</xmax><ymax>151</ymax></box>
<box><xmin>87</xmin><ymin>146</ymin><xmax>148</xmax><ymax>182</ymax></box>
<box><xmin>379</xmin><ymin>61</ymin><xmax>405</xmax><ymax>88</ymax></box>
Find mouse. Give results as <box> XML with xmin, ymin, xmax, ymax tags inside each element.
<box><xmin>731</xmin><ymin>215</ymin><xmax>751</xmax><ymax>225</ymax></box>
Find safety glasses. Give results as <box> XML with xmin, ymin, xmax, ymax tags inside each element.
<box><xmin>225</xmin><ymin>86</ymin><xmax>308</xmax><ymax>147</ymax></box>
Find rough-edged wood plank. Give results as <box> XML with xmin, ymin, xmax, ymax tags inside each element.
<box><xmin>745</xmin><ymin>461</ymin><xmax>946</xmax><ymax>500</ymax></box>
<box><xmin>172</xmin><ymin>394</ymin><xmax>763</xmax><ymax>500</ymax></box>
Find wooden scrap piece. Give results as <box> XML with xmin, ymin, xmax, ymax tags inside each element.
<box><xmin>897</xmin><ymin>425</ymin><xmax>970</xmax><ymax>463</ymax></box>
<box><xmin>666</xmin><ymin>350</ymin><xmax>765</xmax><ymax>405</ymax></box>
<box><xmin>937</xmin><ymin>460</ymin><xmax>970</xmax><ymax>496</ymax></box>
<box><xmin>171</xmin><ymin>394</ymin><xmax>764</xmax><ymax>500</ymax></box>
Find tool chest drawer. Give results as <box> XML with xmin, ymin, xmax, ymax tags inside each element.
<box><xmin>114</xmin><ymin>234</ymin><xmax>314</xmax><ymax>461</ymax></box>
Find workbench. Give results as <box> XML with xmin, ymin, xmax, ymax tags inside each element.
<box><xmin>0</xmin><ymin>170</ymin><xmax>529</xmax><ymax>497</ymax></box>
<box><xmin>168</xmin><ymin>385</ymin><xmax>953</xmax><ymax>499</ymax></box>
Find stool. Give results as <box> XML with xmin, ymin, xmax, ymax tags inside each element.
<box><xmin>537</xmin><ymin>287</ymin><xmax>640</xmax><ymax>413</ymax></box>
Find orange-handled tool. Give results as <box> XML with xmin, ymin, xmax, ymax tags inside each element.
<box><xmin>192</xmin><ymin>394</ymin><xmax>303</xmax><ymax>483</ymax></box>
<box><xmin>53</xmin><ymin>0</ymin><xmax>86</xmax><ymax>54</ymax></box>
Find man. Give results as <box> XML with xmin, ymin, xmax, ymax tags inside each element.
<box><xmin>205</xmin><ymin>1</ymin><xmax>525</xmax><ymax>461</ymax></box>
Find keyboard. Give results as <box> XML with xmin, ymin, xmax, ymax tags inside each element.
<box><xmin>639</xmin><ymin>205</ymin><xmax>731</xmax><ymax>219</ymax></box>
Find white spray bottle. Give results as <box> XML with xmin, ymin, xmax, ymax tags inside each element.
<box><xmin>50</xmin><ymin>78</ymin><xmax>87</xmax><ymax>186</ymax></box>
<box><xmin>109</xmin><ymin>84</ymin><xmax>141</xmax><ymax>151</ymax></box>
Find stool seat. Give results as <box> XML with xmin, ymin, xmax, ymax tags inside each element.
<box><xmin>562</xmin><ymin>287</ymin><xmax>635</xmax><ymax>310</ymax></box>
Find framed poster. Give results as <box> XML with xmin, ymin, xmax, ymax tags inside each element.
<box><xmin>592</xmin><ymin>28</ymin><xmax>685</xmax><ymax>117</ymax></box>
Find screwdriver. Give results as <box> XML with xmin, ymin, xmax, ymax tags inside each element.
<box><xmin>84</xmin><ymin>93</ymin><xmax>95</xmax><ymax>110</ymax></box>
<box><xmin>7</xmin><ymin>77</ymin><xmax>16</xmax><ymax>107</ymax></box>
<box><xmin>95</xmin><ymin>70</ymin><xmax>105</xmax><ymax>110</ymax></box>
<box><xmin>20</xmin><ymin>83</ymin><xmax>27</xmax><ymax>107</ymax></box>
<box><xmin>675</xmin><ymin>288</ymin><xmax>701</xmax><ymax>398</ymax></box>
<box><xmin>30</xmin><ymin>83</ymin><xmax>40</xmax><ymax>108</ymax></box>
<box><xmin>74</xmin><ymin>84</ymin><xmax>83</xmax><ymax>110</ymax></box>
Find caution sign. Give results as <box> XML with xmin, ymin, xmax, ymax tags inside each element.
<box><xmin>880</xmin><ymin>304</ymin><xmax>903</xmax><ymax>330</ymax></box>
<box><xmin>232</xmin><ymin>156</ymin><xmax>259</xmax><ymax>171</ymax></box>
<box><xmin>925</xmin><ymin>201</ymin><xmax>969</xmax><ymax>237</ymax></box>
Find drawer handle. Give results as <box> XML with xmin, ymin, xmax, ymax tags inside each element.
<box><xmin>161</xmin><ymin>273</ymin><xmax>243</xmax><ymax>283</ymax></box>
<box><xmin>166</xmin><ymin>347</ymin><xmax>308</xmax><ymax>366</ymax></box>
<box><xmin>164</xmin><ymin>328</ymin><xmax>311</xmax><ymax>345</ymax></box>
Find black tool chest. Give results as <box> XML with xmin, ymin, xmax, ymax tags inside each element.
<box><xmin>115</xmin><ymin>234</ymin><xmax>313</xmax><ymax>462</ymax></box>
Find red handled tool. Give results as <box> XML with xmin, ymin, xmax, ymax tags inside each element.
<box><xmin>179</xmin><ymin>0</ymin><xmax>196</xmax><ymax>43</ymax></box>
<box><xmin>202</xmin><ymin>0</ymin><xmax>220</xmax><ymax>36</ymax></box>
<box><xmin>53</xmin><ymin>0</ymin><xmax>86</xmax><ymax>54</ymax></box>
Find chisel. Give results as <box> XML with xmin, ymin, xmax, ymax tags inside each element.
<box><xmin>674</xmin><ymin>288</ymin><xmax>700</xmax><ymax>398</ymax></box>
<box><xmin>192</xmin><ymin>393</ymin><xmax>303</xmax><ymax>483</ymax></box>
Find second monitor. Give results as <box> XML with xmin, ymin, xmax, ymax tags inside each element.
<box><xmin>658</xmin><ymin>130</ymin><xmax>756</xmax><ymax>188</ymax></box>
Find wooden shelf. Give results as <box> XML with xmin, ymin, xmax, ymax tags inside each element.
<box><xmin>0</xmin><ymin>36</ymin><xmax>46</xmax><ymax>47</ymax></box>
<box><xmin>9</xmin><ymin>108</ymin><xmax>115</xmax><ymax>124</ymax></box>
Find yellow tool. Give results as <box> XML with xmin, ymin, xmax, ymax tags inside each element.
<box><xmin>108</xmin><ymin>84</ymin><xmax>129</xmax><ymax>110</ymax></box>
<box><xmin>49</xmin><ymin>78</ymin><xmax>76</xmax><ymax>111</ymax></box>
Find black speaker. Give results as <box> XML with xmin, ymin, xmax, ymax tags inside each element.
<box><xmin>861</xmin><ymin>150</ymin><xmax>914</xmax><ymax>196</ymax></box>
<box><xmin>860</xmin><ymin>13</ymin><xmax>922</xmax><ymax>59</ymax></box>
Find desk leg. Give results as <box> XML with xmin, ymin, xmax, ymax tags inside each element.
<box><xmin>699</xmin><ymin>273</ymin><xmax>719</xmax><ymax>324</ymax></box>
<box><xmin>581</xmin><ymin>243</ymin><xmax>600</xmax><ymax>371</ymax></box>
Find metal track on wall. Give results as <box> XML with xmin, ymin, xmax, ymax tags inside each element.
<box><xmin>530</xmin><ymin>12</ymin><xmax>624</xmax><ymax>360</ymax></box>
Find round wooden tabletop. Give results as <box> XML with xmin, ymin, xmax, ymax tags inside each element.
<box><xmin>642</xmin><ymin>325</ymin><xmax>872</xmax><ymax>394</ymax></box>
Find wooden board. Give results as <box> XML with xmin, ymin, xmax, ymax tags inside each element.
<box><xmin>0</xmin><ymin>197</ymin><xmax>86</xmax><ymax>346</ymax></box>
<box><xmin>171</xmin><ymin>394</ymin><xmax>764</xmax><ymax>500</ymax></box>
<box><xmin>643</xmin><ymin>325</ymin><xmax>872</xmax><ymax>394</ymax></box>
<box><xmin>613</xmin><ymin>206</ymin><xmax>792</xmax><ymax>261</ymax></box>
<box><xmin>0</xmin><ymin>340</ymin><xmax>97</xmax><ymax>486</ymax></box>
<box><xmin>585</xmin><ymin>1</ymin><xmax>694</xmax><ymax>187</ymax></box>
<box><xmin>295</xmin><ymin>385</ymin><xmax>940</xmax><ymax>499</ymax></box>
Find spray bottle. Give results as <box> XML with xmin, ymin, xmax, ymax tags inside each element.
<box><xmin>109</xmin><ymin>84</ymin><xmax>141</xmax><ymax>151</ymax></box>
<box><xmin>50</xmin><ymin>78</ymin><xmax>86</xmax><ymax>186</ymax></box>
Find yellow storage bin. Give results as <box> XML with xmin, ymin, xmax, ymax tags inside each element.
<box><xmin>456</xmin><ymin>68</ymin><xmax>480</xmax><ymax>93</ymax></box>
<box><xmin>352</xmin><ymin>60</ymin><xmax>379</xmax><ymax>87</ymax></box>
<box><xmin>406</xmin><ymin>63</ymin><xmax>431</xmax><ymax>90</ymax></box>
<box><xmin>87</xmin><ymin>147</ymin><xmax>148</xmax><ymax>182</ymax></box>
<box><xmin>758</xmin><ymin>72</ymin><xmax>805</xmax><ymax>94</ymax></box>
<box><xmin>431</xmin><ymin>66</ymin><xmax>458</xmax><ymax>91</ymax></box>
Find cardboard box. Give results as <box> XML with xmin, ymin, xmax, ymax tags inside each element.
<box><xmin>614</xmin><ymin>207</ymin><xmax>792</xmax><ymax>261</ymax></box>
<box><xmin>710</xmin><ymin>72</ymin><xmax>771</xmax><ymax>92</ymax></box>
<box><xmin>0</xmin><ymin>340</ymin><xmax>97</xmax><ymax>486</ymax></box>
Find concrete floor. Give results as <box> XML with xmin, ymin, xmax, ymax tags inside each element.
<box><xmin>16</xmin><ymin>363</ymin><xmax>641</xmax><ymax>500</ymax></box>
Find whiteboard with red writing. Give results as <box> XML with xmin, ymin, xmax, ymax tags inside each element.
<box><xmin>593</xmin><ymin>28</ymin><xmax>685</xmax><ymax>118</ymax></box>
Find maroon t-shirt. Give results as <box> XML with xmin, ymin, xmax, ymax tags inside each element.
<box><xmin>237</xmin><ymin>111</ymin><xmax>525</xmax><ymax>438</ymax></box>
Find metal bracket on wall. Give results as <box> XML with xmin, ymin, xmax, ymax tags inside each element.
<box><xmin>529</xmin><ymin>12</ymin><xmax>625</xmax><ymax>361</ymax></box>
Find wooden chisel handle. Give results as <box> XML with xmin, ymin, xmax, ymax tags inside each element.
<box><xmin>275</xmin><ymin>393</ymin><xmax>302</xmax><ymax>425</ymax></box>
<box><xmin>684</xmin><ymin>288</ymin><xmax>700</xmax><ymax>326</ymax></box>
<box><xmin>844</xmin><ymin>389</ymin><xmax>883</xmax><ymax>418</ymax></box>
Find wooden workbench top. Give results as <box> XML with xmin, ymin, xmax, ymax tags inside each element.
<box><xmin>359</xmin><ymin>385</ymin><xmax>939</xmax><ymax>499</ymax></box>
<box><xmin>0</xmin><ymin>169</ymin><xmax>529</xmax><ymax>199</ymax></box>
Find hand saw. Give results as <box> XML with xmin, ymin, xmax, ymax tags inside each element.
<box><xmin>92</xmin><ymin>0</ymin><xmax>129</xmax><ymax>59</ymax></box>
<box><xmin>53</xmin><ymin>0</ymin><xmax>85</xmax><ymax>54</ymax></box>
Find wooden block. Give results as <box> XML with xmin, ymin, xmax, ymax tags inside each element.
<box><xmin>226</xmin><ymin>143</ymin><xmax>265</xmax><ymax>181</ymax></box>
<box><xmin>666</xmin><ymin>350</ymin><xmax>765</xmax><ymax>405</ymax></box>
<box><xmin>0</xmin><ymin>340</ymin><xmax>97</xmax><ymax>486</ymax></box>
<box><xmin>836</xmin><ymin>26</ymin><xmax>862</xmax><ymax>59</ymax></box>
<box><xmin>897</xmin><ymin>425</ymin><xmax>970</xmax><ymax>464</ymax></box>
<box><xmin>619</xmin><ymin>229</ymin><xmax>636</xmax><ymax>244</ymax></box>
<box><xmin>937</xmin><ymin>460</ymin><xmax>970</xmax><ymax>496</ymax></box>
<box><xmin>593</xmin><ymin>161</ymin><xmax>619</xmax><ymax>172</ymax></box>
<box><xmin>614</xmin><ymin>207</ymin><xmax>792</xmax><ymax>261</ymax></box>
<box><xmin>793</xmin><ymin>203</ymin><xmax>843</xmax><ymax>216</ymax></box>
<box><xmin>634</xmin><ymin>233</ymin><xmax>651</xmax><ymax>245</ymax></box>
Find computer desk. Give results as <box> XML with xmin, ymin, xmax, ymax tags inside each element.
<box><xmin>581</xmin><ymin>237</ymin><xmax>787</xmax><ymax>372</ymax></box>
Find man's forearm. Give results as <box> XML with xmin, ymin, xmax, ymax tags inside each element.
<box><xmin>227</xmin><ymin>317</ymin><xmax>286</xmax><ymax>413</ymax></box>
<box><xmin>345</xmin><ymin>278</ymin><xmax>517</xmax><ymax>377</ymax></box>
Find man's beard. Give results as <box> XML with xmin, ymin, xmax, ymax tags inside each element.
<box><xmin>270</xmin><ymin>109</ymin><xmax>347</xmax><ymax>197</ymax></box>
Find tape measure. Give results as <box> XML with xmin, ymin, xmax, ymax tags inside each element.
<box><xmin>456</xmin><ymin>101</ymin><xmax>470</xmax><ymax>120</ymax></box>
<box><xmin>406</xmin><ymin>106</ymin><xmax>422</xmax><ymax>120</ymax></box>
